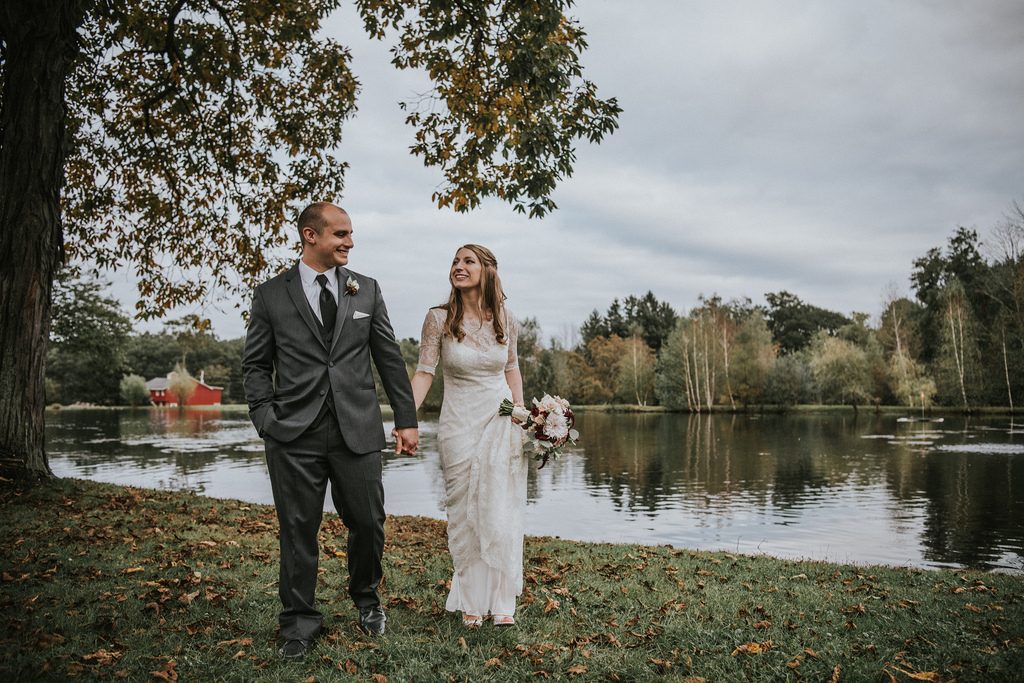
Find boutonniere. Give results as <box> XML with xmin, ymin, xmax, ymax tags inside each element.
<box><xmin>344</xmin><ymin>276</ymin><xmax>359</xmax><ymax>296</ymax></box>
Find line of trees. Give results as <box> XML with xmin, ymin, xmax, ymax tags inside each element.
<box><xmin>513</xmin><ymin>214</ymin><xmax>1021</xmax><ymax>411</ymax></box>
<box><xmin>48</xmin><ymin>209</ymin><xmax>1024</xmax><ymax>412</ymax></box>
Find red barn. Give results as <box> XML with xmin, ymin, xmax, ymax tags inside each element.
<box><xmin>147</xmin><ymin>370</ymin><xmax>223</xmax><ymax>406</ymax></box>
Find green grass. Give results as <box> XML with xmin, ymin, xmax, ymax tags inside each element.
<box><xmin>2</xmin><ymin>478</ymin><xmax>1022</xmax><ymax>682</ymax></box>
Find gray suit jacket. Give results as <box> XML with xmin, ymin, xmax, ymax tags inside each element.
<box><xmin>241</xmin><ymin>263</ymin><xmax>417</xmax><ymax>452</ymax></box>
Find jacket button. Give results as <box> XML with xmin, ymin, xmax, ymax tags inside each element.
<box><xmin>319</xmin><ymin>390</ymin><xmax>325</xmax><ymax>396</ymax></box>
<box><xmin>329</xmin><ymin>361</ymin><xmax>334</xmax><ymax>367</ymax></box>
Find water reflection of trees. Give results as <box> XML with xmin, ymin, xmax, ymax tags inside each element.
<box><xmin>574</xmin><ymin>412</ymin><xmax>1023</xmax><ymax>569</ymax></box>
<box><xmin>575</xmin><ymin>413</ymin><xmax>867</xmax><ymax>513</ymax></box>
<box><xmin>47</xmin><ymin>408</ymin><xmax>261</xmax><ymax>476</ymax></box>
<box><xmin>868</xmin><ymin>420</ymin><xmax>1024</xmax><ymax>569</ymax></box>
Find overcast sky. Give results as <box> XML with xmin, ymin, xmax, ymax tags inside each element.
<box><xmin>113</xmin><ymin>0</ymin><xmax>1024</xmax><ymax>342</ymax></box>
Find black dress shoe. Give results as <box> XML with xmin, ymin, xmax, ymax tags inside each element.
<box><xmin>277</xmin><ymin>639</ymin><xmax>311</xmax><ymax>659</ymax></box>
<box><xmin>358</xmin><ymin>606</ymin><xmax>387</xmax><ymax>636</ymax></box>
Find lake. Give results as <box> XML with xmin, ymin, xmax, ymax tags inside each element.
<box><xmin>46</xmin><ymin>407</ymin><xmax>1024</xmax><ymax>573</ymax></box>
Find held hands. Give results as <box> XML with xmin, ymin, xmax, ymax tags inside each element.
<box><xmin>392</xmin><ymin>427</ymin><xmax>419</xmax><ymax>455</ymax></box>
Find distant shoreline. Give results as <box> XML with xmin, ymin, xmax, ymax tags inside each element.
<box><xmin>44</xmin><ymin>403</ymin><xmax>1022</xmax><ymax>417</ymax></box>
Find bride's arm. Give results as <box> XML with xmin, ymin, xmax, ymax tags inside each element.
<box><xmin>504</xmin><ymin>311</ymin><xmax>523</xmax><ymax>406</ymax></box>
<box><xmin>411</xmin><ymin>371</ymin><xmax>434</xmax><ymax>411</ymax></box>
<box><xmin>504</xmin><ymin>367</ymin><xmax>524</xmax><ymax>406</ymax></box>
<box><xmin>412</xmin><ymin>309</ymin><xmax>442</xmax><ymax>411</ymax></box>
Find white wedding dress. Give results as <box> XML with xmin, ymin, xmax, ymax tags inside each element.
<box><xmin>417</xmin><ymin>307</ymin><xmax>528</xmax><ymax>617</ymax></box>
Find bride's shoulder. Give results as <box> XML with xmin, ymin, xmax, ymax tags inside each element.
<box><xmin>423</xmin><ymin>306</ymin><xmax>447</xmax><ymax>325</ymax></box>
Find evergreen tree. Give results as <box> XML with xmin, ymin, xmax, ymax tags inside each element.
<box><xmin>46</xmin><ymin>274</ymin><xmax>132</xmax><ymax>405</ymax></box>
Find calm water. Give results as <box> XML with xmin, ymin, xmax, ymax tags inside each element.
<box><xmin>46</xmin><ymin>408</ymin><xmax>1024</xmax><ymax>573</ymax></box>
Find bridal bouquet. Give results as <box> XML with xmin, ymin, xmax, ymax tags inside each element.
<box><xmin>499</xmin><ymin>395</ymin><xmax>579</xmax><ymax>468</ymax></box>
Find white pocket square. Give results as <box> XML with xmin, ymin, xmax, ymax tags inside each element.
<box><xmin>352</xmin><ymin>311</ymin><xmax>370</xmax><ymax>320</ymax></box>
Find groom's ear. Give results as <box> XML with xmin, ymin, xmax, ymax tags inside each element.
<box><xmin>300</xmin><ymin>226</ymin><xmax>318</xmax><ymax>246</ymax></box>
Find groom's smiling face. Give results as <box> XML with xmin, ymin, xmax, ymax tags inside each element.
<box><xmin>303</xmin><ymin>207</ymin><xmax>354</xmax><ymax>271</ymax></box>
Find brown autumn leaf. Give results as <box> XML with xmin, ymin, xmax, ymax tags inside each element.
<box><xmin>829</xmin><ymin>664</ymin><xmax>841</xmax><ymax>683</ymax></box>
<box><xmin>36</xmin><ymin>632</ymin><xmax>65</xmax><ymax>648</ymax></box>
<box><xmin>964</xmin><ymin>603</ymin><xmax>983</xmax><ymax>613</ymax></box>
<box><xmin>216</xmin><ymin>638</ymin><xmax>253</xmax><ymax>648</ymax></box>
<box><xmin>122</xmin><ymin>566</ymin><xmax>144</xmax><ymax>574</ymax></box>
<box><xmin>150</xmin><ymin>660</ymin><xmax>178</xmax><ymax>682</ymax></box>
<box><xmin>731</xmin><ymin>641</ymin><xmax>773</xmax><ymax>656</ymax></box>
<box><xmin>891</xmin><ymin>667</ymin><xmax>943</xmax><ymax>681</ymax></box>
<box><xmin>566</xmin><ymin>664</ymin><xmax>588</xmax><ymax>676</ymax></box>
<box><xmin>804</xmin><ymin>648</ymin><xmax>820</xmax><ymax>659</ymax></box>
<box><xmin>485</xmin><ymin>658</ymin><xmax>503</xmax><ymax>668</ymax></box>
<box><xmin>457</xmin><ymin>637</ymin><xmax>468</xmax><ymax>652</ymax></box>
<box><xmin>544</xmin><ymin>596</ymin><xmax>560</xmax><ymax>613</ymax></box>
<box><xmin>753</xmin><ymin>620</ymin><xmax>772</xmax><ymax>630</ymax></box>
<box><xmin>339</xmin><ymin>659</ymin><xmax>358</xmax><ymax>674</ymax></box>
<box><xmin>660</xmin><ymin>599</ymin><xmax>686</xmax><ymax>613</ymax></box>
<box><xmin>82</xmin><ymin>649</ymin><xmax>122</xmax><ymax>665</ymax></box>
<box><xmin>649</xmin><ymin>658</ymin><xmax>672</xmax><ymax>673</ymax></box>
<box><xmin>371</xmin><ymin>674</ymin><xmax>388</xmax><ymax>683</ymax></box>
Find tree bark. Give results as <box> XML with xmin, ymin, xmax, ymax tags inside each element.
<box><xmin>0</xmin><ymin>0</ymin><xmax>88</xmax><ymax>480</ymax></box>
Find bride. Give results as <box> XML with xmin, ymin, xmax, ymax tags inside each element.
<box><xmin>410</xmin><ymin>244</ymin><xmax>528</xmax><ymax>627</ymax></box>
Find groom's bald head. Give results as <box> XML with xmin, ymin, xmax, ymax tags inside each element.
<box><xmin>297</xmin><ymin>202</ymin><xmax>348</xmax><ymax>244</ymax></box>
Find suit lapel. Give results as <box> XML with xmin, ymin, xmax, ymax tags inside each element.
<box><xmin>285</xmin><ymin>264</ymin><xmax>328</xmax><ymax>350</ymax></box>
<box><xmin>329</xmin><ymin>268</ymin><xmax>354</xmax><ymax>354</ymax></box>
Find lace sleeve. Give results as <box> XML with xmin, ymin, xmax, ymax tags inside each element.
<box><xmin>416</xmin><ymin>309</ymin><xmax>443</xmax><ymax>375</ymax></box>
<box><xmin>504</xmin><ymin>310</ymin><xmax>519</xmax><ymax>372</ymax></box>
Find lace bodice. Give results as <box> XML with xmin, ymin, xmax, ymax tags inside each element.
<box><xmin>416</xmin><ymin>307</ymin><xmax>518</xmax><ymax>376</ymax></box>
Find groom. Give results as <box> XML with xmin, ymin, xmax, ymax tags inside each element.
<box><xmin>242</xmin><ymin>202</ymin><xmax>418</xmax><ymax>657</ymax></box>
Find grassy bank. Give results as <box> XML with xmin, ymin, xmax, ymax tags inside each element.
<box><xmin>2</xmin><ymin>479</ymin><xmax>1022</xmax><ymax>682</ymax></box>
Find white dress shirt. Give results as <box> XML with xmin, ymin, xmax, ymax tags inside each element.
<box><xmin>297</xmin><ymin>260</ymin><xmax>338</xmax><ymax>325</ymax></box>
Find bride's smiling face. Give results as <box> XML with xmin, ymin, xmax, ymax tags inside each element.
<box><xmin>450</xmin><ymin>248</ymin><xmax>482</xmax><ymax>291</ymax></box>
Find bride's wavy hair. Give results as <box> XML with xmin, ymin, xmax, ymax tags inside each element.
<box><xmin>440</xmin><ymin>244</ymin><xmax>507</xmax><ymax>344</ymax></box>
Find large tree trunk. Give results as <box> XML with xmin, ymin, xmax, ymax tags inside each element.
<box><xmin>0</xmin><ymin>1</ymin><xmax>87</xmax><ymax>480</ymax></box>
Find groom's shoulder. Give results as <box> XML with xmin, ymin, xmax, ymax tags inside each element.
<box><xmin>256</xmin><ymin>265</ymin><xmax>296</xmax><ymax>292</ymax></box>
<box><xmin>343</xmin><ymin>268</ymin><xmax>379</xmax><ymax>289</ymax></box>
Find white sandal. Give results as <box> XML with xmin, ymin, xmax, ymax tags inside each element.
<box><xmin>462</xmin><ymin>613</ymin><xmax>483</xmax><ymax>627</ymax></box>
<box><xmin>492</xmin><ymin>614</ymin><xmax>515</xmax><ymax>627</ymax></box>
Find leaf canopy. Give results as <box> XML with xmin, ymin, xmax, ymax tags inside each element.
<box><xmin>60</xmin><ymin>0</ymin><xmax>619</xmax><ymax>320</ymax></box>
